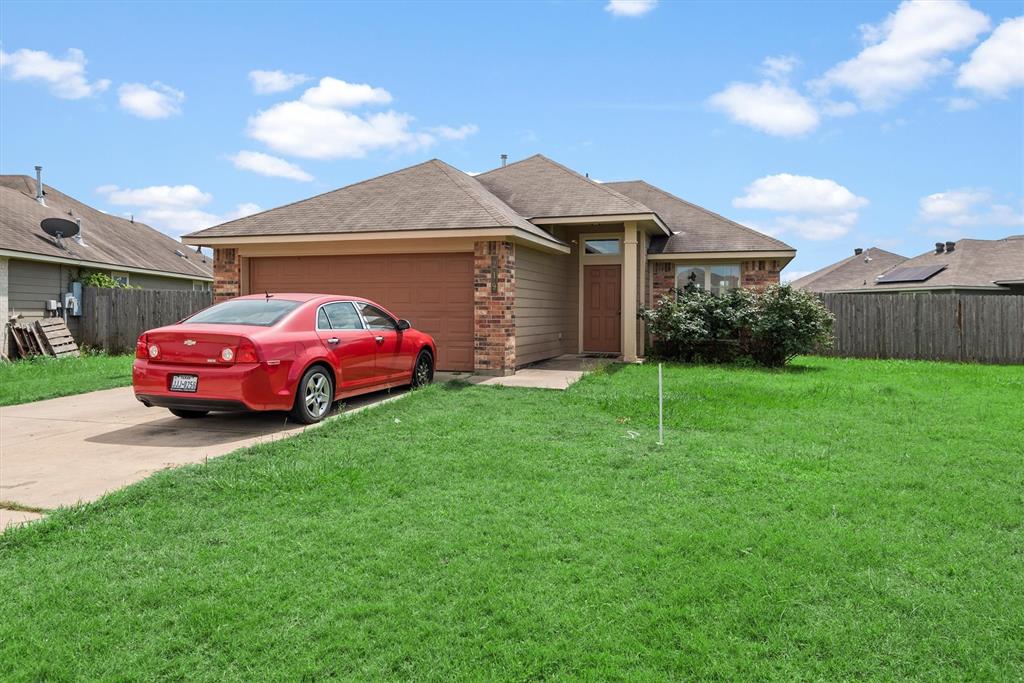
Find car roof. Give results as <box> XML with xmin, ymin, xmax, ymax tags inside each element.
<box><xmin>234</xmin><ymin>293</ymin><xmax>362</xmax><ymax>303</ymax></box>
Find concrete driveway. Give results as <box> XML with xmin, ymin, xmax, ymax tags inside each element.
<box><xmin>0</xmin><ymin>385</ymin><xmax>411</xmax><ymax>529</ymax></box>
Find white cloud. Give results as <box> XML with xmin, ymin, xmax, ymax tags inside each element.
<box><xmin>782</xmin><ymin>269</ymin><xmax>814</xmax><ymax>283</ymax></box>
<box><xmin>774</xmin><ymin>212</ymin><xmax>859</xmax><ymax>240</ymax></box>
<box><xmin>229</xmin><ymin>150</ymin><xmax>313</xmax><ymax>181</ymax></box>
<box><xmin>118</xmin><ymin>82</ymin><xmax>185</xmax><ymax>119</ymax></box>
<box><xmin>605</xmin><ymin>0</ymin><xmax>657</xmax><ymax>17</ymax></box>
<box><xmin>812</xmin><ymin>0</ymin><xmax>990</xmax><ymax>108</ymax></box>
<box><xmin>956</xmin><ymin>16</ymin><xmax>1024</xmax><ymax>97</ymax></box>
<box><xmin>760</xmin><ymin>55</ymin><xmax>799</xmax><ymax>80</ymax></box>
<box><xmin>96</xmin><ymin>184</ymin><xmax>259</xmax><ymax>236</ymax></box>
<box><xmin>300</xmin><ymin>77</ymin><xmax>392</xmax><ymax>108</ymax></box>
<box><xmin>919</xmin><ymin>188</ymin><xmax>1024</xmax><ymax>228</ymax></box>
<box><xmin>431</xmin><ymin>124</ymin><xmax>479</xmax><ymax>140</ymax></box>
<box><xmin>248</xmin><ymin>69</ymin><xmax>310</xmax><ymax>94</ymax></box>
<box><xmin>734</xmin><ymin>174</ymin><xmax>867</xmax><ymax>241</ymax></box>
<box><xmin>734</xmin><ymin>173</ymin><xmax>868</xmax><ymax>213</ymax></box>
<box><xmin>708</xmin><ymin>81</ymin><xmax>819</xmax><ymax>136</ymax></box>
<box><xmin>0</xmin><ymin>47</ymin><xmax>110</xmax><ymax>99</ymax></box>
<box><xmin>821</xmin><ymin>100</ymin><xmax>858</xmax><ymax>117</ymax></box>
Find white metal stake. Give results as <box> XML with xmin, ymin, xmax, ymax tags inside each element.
<box><xmin>657</xmin><ymin>363</ymin><xmax>664</xmax><ymax>445</ymax></box>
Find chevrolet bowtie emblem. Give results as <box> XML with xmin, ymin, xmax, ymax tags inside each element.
<box><xmin>183</xmin><ymin>339</ymin><xmax>197</xmax><ymax>346</ymax></box>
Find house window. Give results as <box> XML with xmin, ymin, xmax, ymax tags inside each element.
<box><xmin>675</xmin><ymin>264</ymin><xmax>741</xmax><ymax>295</ymax></box>
<box><xmin>584</xmin><ymin>238</ymin><xmax>621</xmax><ymax>255</ymax></box>
<box><xmin>111</xmin><ymin>271</ymin><xmax>130</xmax><ymax>286</ymax></box>
<box><xmin>192</xmin><ymin>281</ymin><xmax>211</xmax><ymax>291</ymax></box>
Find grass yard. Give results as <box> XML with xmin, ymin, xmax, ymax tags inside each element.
<box><xmin>0</xmin><ymin>353</ymin><xmax>134</xmax><ymax>406</ymax></box>
<box><xmin>1</xmin><ymin>357</ymin><xmax>1021</xmax><ymax>680</ymax></box>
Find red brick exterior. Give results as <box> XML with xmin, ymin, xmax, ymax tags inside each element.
<box><xmin>741</xmin><ymin>259</ymin><xmax>782</xmax><ymax>290</ymax></box>
<box><xmin>473</xmin><ymin>240</ymin><xmax>515</xmax><ymax>375</ymax></box>
<box><xmin>649</xmin><ymin>262</ymin><xmax>676</xmax><ymax>305</ymax></box>
<box><xmin>213</xmin><ymin>248</ymin><xmax>240</xmax><ymax>302</ymax></box>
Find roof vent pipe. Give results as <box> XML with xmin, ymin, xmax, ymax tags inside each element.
<box><xmin>34</xmin><ymin>165</ymin><xmax>45</xmax><ymax>205</ymax></box>
<box><xmin>945</xmin><ymin>241</ymin><xmax>956</xmax><ymax>253</ymax></box>
<box><xmin>935</xmin><ymin>242</ymin><xmax>945</xmax><ymax>254</ymax></box>
<box><xmin>73</xmin><ymin>217</ymin><xmax>86</xmax><ymax>247</ymax></box>
<box><xmin>500</xmin><ymin>154</ymin><xmax>507</xmax><ymax>167</ymax></box>
<box><xmin>854</xmin><ymin>248</ymin><xmax>863</xmax><ymax>255</ymax></box>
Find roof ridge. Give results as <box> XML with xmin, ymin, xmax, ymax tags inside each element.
<box><xmin>521</xmin><ymin>155</ymin><xmax>651</xmax><ymax>212</ymax></box>
<box><xmin>430</xmin><ymin>159</ymin><xmax>519</xmax><ymax>228</ymax></box>
<box><xmin>610</xmin><ymin>179</ymin><xmax>793</xmax><ymax>249</ymax></box>
<box><xmin>476</xmin><ymin>153</ymin><xmax>544</xmax><ymax>177</ymax></box>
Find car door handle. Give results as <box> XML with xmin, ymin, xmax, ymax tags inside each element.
<box><xmin>326</xmin><ymin>337</ymin><xmax>340</xmax><ymax>344</ymax></box>
<box><xmin>374</xmin><ymin>335</ymin><xmax>384</xmax><ymax>343</ymax></box>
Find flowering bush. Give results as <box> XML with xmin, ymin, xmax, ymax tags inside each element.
<box><xmin>641</xmin><ymin>283</ymin><xmax>832</xmax><ymax>367</ymax></box>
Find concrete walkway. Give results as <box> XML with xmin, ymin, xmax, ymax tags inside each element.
<box><xmin>0</xmin><ymin>384</ymin><xmax>412</xmax><ymax>530</ymax></box>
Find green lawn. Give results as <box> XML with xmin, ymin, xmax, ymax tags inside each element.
<box><xmin>0</xmin><ymin>353</ymin><xmax>134</xmax><ymax>406</ymax></box>
<box><xmin>1</xmin><ymin>357</ymin><xmax>1021</xmax><ymax>680</ymax></box>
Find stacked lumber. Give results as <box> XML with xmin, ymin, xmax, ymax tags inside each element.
<box><xmin>6</xmin><ymin>319</ymin><xmax>80</xmax><ymax>359</ymax></box>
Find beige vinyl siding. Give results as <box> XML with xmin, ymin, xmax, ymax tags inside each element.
<box><xmin>8</xmin><ymin>258</ymin><xmax>80</xmax><ymax>337</ymax></box>
<box><xmin>514</xmin><ymin>244</ymin><xmax>576</xmax><ymax>366</ymax></box>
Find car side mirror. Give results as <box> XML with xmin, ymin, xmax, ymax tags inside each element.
<box><xmin>396</xmin><ymin>318</ymin><xmax>411</xmax><ymax>331</ymax></box>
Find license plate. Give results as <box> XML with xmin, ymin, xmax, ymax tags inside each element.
<box><xmin>170</xmin><ymin>375</ymin><xmax>198</xmax><ymax>393</ymax></box>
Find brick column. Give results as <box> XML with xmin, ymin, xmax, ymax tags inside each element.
<box><xmin>213</xmin><ymin>248</ymin><xmax>241</xmax><ymax>302</ymax></box>
<box><xmin>473</xmin><ymin>240</ymin><xmax>515</xmax><ymax>375</ymax></box>
<box><xmin>741</xmin><ymin>259</ymin><xmax>781</xmax><ymax>290</ymax></box>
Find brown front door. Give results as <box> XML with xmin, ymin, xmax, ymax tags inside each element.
<box><xmin>583</xmin><ymin>264</ymin><xmax>621</xmax><ymax>353</ymax></box>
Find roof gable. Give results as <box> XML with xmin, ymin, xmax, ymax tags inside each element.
<box><xmin>476</xmin><ymin>155</ymin><xmax>651</xmax><ymax>220</ymax></box>
<box><xmin>0</xmin><ymin>176</ymin><xmax>212</xmax><ymax>279</ymax></box>
<box><xmin>606</xmin><ymin>180</ymin><xmax>794</xmax><ymax>254</ymax></box>
<box><xmin>188</xmin><ymin>159</ymin><xmax>561</xmax><ymax>245</ymax></box>
<box><xmin>790</xmin><ymin>247</ymin><xmax>907</xmax><ymax>292</ymax></box>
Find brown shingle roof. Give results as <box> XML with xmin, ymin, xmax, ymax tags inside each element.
<box><xmin>187</xmin><ymin>159</ymin><xmax>562</xmax><ymax>245</ymax></box>
<box><xmin>860</xmin><ymin>236</ymin><xmax>1024</xmax><ymax>290</ymax></box>
<box><xmin>476</xmin><ymin>155</ymin><xmax>652</xmax><ymax>220</ymax></box>
<box><xmin>606</xmin><ymin>180</ymin><xmax>794</xmax><ymax>254</ymax></box>
<box><xmin>0</xmin><ymin>176</ymin><xmax>212</xmax><ymax>279</ymax></box>
<box><xmin>791</xmin><ymin>247</ymin><xmax>907</xmax><ymax>292</ymax></box>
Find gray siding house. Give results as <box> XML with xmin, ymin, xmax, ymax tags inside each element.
<box><xmin>1</xmin><ymin>171</ymin><xmax>212</xmax><ymax>356</ymax></box>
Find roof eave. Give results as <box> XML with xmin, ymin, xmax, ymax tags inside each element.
<box><xmin>0</xmin><ymin>248</ymin><xmax>213</xmax><ymax>281</ymax></box>
<box><xmin>529</xmin><ymin>212</ymin><xmax>671</xmax><ymax>235</ymax></box>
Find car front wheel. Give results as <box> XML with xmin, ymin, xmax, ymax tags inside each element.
<box><xmin>291</xmin><ymin>366</ymin><xmax>334</xmax><ymax>424</ymax></box>
<box><xmin>411</xmin><ymin>350</ymin><xmax>434</xmax><ymax>388</ymax></box>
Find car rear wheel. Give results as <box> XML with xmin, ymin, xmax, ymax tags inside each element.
<box><xmin>291</xmin><ymin>366</ymin><xmax>334</xmax><ymax>424</ymax></box>
<box><xmin>169</xmin><ymin>409</ymin><xmax>209</xmax><ymax>419</ymax></box>
<box><xmin>411</xmin><ymin>350</ymin><xmax>434</xmax><ymax>388</ymax></box>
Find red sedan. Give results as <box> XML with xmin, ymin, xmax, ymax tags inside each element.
<box><xmin>132</xmin><ymin>294</ymin><xmax>437</xmax><ymax>423</ymax></box>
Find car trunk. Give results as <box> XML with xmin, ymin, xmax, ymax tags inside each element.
<box><xmin>146</xmin><ymin>325</ymin><xmax>253</xmax><ymax>365</ymax></box>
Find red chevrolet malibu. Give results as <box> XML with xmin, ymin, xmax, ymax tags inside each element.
<box><xmin>133</xmin><ymin>294</ymin><xmax>436</xmax><ymax>424</ymax></box>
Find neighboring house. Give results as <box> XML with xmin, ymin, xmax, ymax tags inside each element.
<box><xmin>185</xmin><ymin>154</ymin><xmax>795</xmax><ymax>374</ymax></box>
<box><xmin>791</xmin><ymin>247</ymin><xmax>908</xmax><ymax>293</ymax></box>
<box><xmin>794</xmin><ymin>237</ymin><xmax>1024</xmax><ymax>294</ymax></box>
<box><xmin>1</xmin><ymin>170</ymin><xmax>213</xmax><ymax>354</ymax></box>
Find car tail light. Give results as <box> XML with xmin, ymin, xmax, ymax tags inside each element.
<box><xmin>135</xmin><ymin>333</ymin><xmax>148</xmax><ymax>359</ymax></box>
<box><xmin>235</xmin><ymin>337</ymin><xmax>260</xmax><ymax>364</ymax></box>
<box><xmin>221</xmin><ymin>347</ymin><xmax>234</xmax><ymax>362</ymax></box>
<box><xmin>148</xmin><ymin>344</ymin><xmax>161</xmax><ymax>359</ymax></box>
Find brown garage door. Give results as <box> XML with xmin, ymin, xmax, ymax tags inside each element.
<box><xmin>250</xmin><ymin>253</ymin><xmax>474</xmax><ymax>371</ymax></box>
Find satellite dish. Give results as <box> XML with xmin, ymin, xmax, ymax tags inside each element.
<box><xmin>41</xmin><ymin>217</ymin><xmax>80</xmax><ymax>239</ymax></box>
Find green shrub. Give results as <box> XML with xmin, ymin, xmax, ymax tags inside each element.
<box><xmin>78</xmin><ymin>272</ymin><xmax>137</xmax><ymax>289</ymax></box>
<box><xmin>641</xmin><ymin>283</ymin><xmax>833</xmax><ymax>367</ymax></box>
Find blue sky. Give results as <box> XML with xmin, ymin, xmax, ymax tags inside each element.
<box><xmin>2</xmin><ymin>0</ymin><xmax>1022</xmax><ymax>278</ymax></box>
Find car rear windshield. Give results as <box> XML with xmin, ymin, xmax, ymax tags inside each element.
<box><xmin>185</xmin><ymin>299</ymin><xmax>302</xmax><ymax>326</ymax></box>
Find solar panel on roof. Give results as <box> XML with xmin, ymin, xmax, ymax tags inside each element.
<box><xmin>876</xmin><ymin>264</ymin><xmax>946</xmax><ymax>283</ymax></box>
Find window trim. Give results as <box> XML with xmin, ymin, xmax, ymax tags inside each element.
<box><xmin>583</xmin><ymin>237</ymin><xmax>622</xmax><ymax>256</ymax></box>
<box><xmin>110</xmin><ymin>271</ymin><xmax>130</xmax><ymax>286</ymax></box>
<box><xmin>315</xmin><ymin>301</ymin><xmax>365</xmax><ymax>331</ymax></box>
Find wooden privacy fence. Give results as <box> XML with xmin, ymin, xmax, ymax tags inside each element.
<box><xmin>818</xmin><ymin>292</ymin><xmax>1024</xmax><ymax>365</ymax></box>
<box><xmin>82</xmin><ymin>288</ymin><xmax>213</xmax><ymax>353</ymax></box>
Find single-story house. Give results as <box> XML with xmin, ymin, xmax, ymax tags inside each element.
<box><xmin>793</xmin><ymin>237</ymin><xmax>1024</xmax><ymax>294</ymax></box>
<box><xmin>1</xmin><ymin>170</ymin><xmax>213</xmax><ymax>354</ymax></box>
<box><xmin>185</xmin><ymin>154</ymin><xmax>794</xmax><ymax>374</ymax></box>
<box><xmin>790</xmin><ymin>247</ymin><xmax>908</xmax><ymax>293</ymax></box>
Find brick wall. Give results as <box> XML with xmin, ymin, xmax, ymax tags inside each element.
<box><xmin>649</xmin><ymin>262</ymin><xmax>675</xmax><ymax>305</ymax></box>
<box><xmin>213</xmin><ymin>248</ymin><xmax>240</xmax><ymax>302</ymax></box>
<box><xmin>741</xmin><ymin>259</ymin><xmax>782</xmax><ymax>290</ymax></box>
<box><xmin>473</xmin><ymin>240</ymin><xmax>515</xmax><ymax>375</ymax></box>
